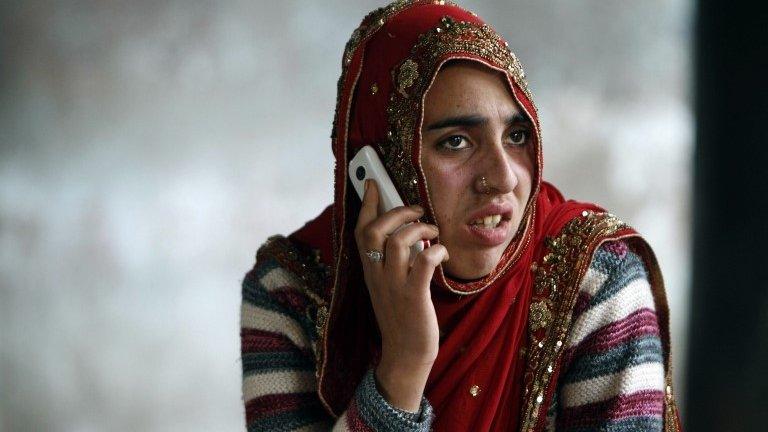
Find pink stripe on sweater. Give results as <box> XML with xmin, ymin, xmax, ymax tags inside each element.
<box><xmin>245</xmin><ymin>392</ymin><xmax>317</xmax><ymax>424</ymax></box>
<box><xmin>241</xmin><ymin>328</ymin><xmax>297</xmax><ymax>352</ymax></box>
<box><xmin>568</xmin><ymin>308</ymin><xmax>660</xmax><ymax>356</ymax></box>
<box><xmin>602</xmin><ymin>240</ymin><xmax>629</xmax><ymax>259</ymax></box>
<box><xmin>558</xmin><ymin>389</ymin><xmax>664</xmax><ymax>429</ymax></box>
<box><xmin>270</xmin><ymin>288</ymin><xmax>311</xmax><ymax>311</ymax></box>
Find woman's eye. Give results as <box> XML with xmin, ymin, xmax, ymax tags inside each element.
<box><xmin>438</xmin><ymin>135</ymin><xmax>470</xmax><ymax>151</ymax></box>
<box><xmin>509</xmin><ymin>130</ymin><xmax>528</xmax><ymax>146</ymax></box>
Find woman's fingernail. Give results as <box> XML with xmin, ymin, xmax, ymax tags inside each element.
<box><xmin>364</xmin><ymin>179</ymin><xmax>370</xmax><ymax>192</ymax></box>
<box><xmin>411</xmin><ymin>205</ymin><xmax>423</xmax><ymax>212</ymax></box>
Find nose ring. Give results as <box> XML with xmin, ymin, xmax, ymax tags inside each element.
<box><xmin>477</xmin><ymin>176</ymin><xmax>491</xmax><ymax>194</ymax></box>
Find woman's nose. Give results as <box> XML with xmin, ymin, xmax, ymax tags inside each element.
<box><xmin>477</xmin><ymin>143</ymin><xmax>519</xmax><ymax>194</ymax></box>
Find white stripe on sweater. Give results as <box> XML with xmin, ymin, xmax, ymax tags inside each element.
<box><xmin>331</xmin><ymin>412</ymin><xmax>350</xmax><ymax>432</ymax></box>
<box><xmin>242</xmin><ymin>370</ymin><xmax>316</xmax><ymax>402</ymax></box>
<box><xmin>261</xmin><ymin>266</ymin><xmax>305</xmax><ymax>293</ymax></box>
<box><xmin>241</xmin><ymin>302</ymin><xmax>309</xmax><ymax>350</ymax></box>
<box><xmin>560</xmin><ymin>362</ymin><xmax>665</xmax><ymax>408</ymax></box>
<box><xmin>567</xmin><ymin>277</ymin><xmax>656</xmax><ymax>348</ymax></box>
<box><xmin>578</xmin><ymin>266</ymin><xmax>609</xmax><ymax>298</ymax></box>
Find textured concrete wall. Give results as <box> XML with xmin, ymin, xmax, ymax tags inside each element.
<box><xmin>0</xmin><ymin>1</ymin><xmax>691</xmax><ymax>430</ymax></box>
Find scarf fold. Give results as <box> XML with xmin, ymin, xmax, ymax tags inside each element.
<box><xmin>425</xmin><ymin>182</ymin><xmax>567</xmax><ymax>431</ymax></box>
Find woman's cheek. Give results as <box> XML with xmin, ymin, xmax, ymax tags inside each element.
<box><xmin>432</xmin><ymin>170</ymin><xmax>466</xmax><ymax>230</ymax></box>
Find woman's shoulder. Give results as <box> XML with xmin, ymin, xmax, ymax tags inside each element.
<box><xmin>578</xmin><ymin>239</ymin><xmax>654</xmax><ymax>310</ymax></box>
<box><xmin>590</xmin><ymin>240</ymin><xmax>649</xmax><ymax>283</ymax></box>
<box><xmin>567</xmin><ymin>238</ymin><xmax>659</xmax><ymax>350</ymax></box>
<box><xmin>244</xmin><ymin>235</ymin><xmax>330</xmax><ymax>299</ymax></box>
<box><xmin>537</xmin><ymin>204</ymin><xmax>657</xmax><ymax>308</ymax></box>
<box><xmin>241</xmin><ymin>235</ymin><xmax>331</xmax><ymax>333</ymax></box>
<box><xmin>541</xmin><ymin>203</ymin><xmax>654</xmax><ymax>296</ymax></box>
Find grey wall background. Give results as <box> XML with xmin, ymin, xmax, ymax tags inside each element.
<box><xmin>0</xmin><ymin>1</ymin><xmax>691</xmax><ymax>430</ymax></box>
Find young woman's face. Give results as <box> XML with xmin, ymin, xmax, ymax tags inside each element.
<box><xmin>420</xmin><ymin>62</ymin><xmax>534</xmax><ymax>280</ymax></box>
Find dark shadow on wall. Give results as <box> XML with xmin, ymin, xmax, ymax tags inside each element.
<box><xmin>688</xmin><ymin>1</ymin><xmax>768</xmax><ymax>431</ymax></box>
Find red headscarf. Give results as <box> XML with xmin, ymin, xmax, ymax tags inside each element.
<box><xmin>286</xmin><ymin>1</ymin><xmax>669</xmax><ymax>431</ymax></box>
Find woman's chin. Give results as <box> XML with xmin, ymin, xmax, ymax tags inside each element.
<box><xmin>442</xmin><ymin>248</ymin><xmax>504</xmax><ymax>280</ymax></box>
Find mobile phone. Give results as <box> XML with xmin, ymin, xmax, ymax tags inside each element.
<box><xmin>349</xmin><ymin>146</ymin><xmax>429</xmax><ymax>259</ymax></box>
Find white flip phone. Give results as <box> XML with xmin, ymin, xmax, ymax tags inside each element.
<box><xmin>349</xmin><ymin>145</ymin><xmax>429</xmax><ymax>258</ymax></box>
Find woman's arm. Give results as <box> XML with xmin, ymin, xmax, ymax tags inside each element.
<box><xmin>550</xmin><ymin>241</ymin><xmax>666</xmax><ymax>431</ymax></box>
<box><xmin>240</xmin><ymin>241</ymin><xmax>434</xmax><ymax>431</ymax></box>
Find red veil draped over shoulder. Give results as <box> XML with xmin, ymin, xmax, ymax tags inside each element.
<box><xmin>282</xmin><ymin>1</ymin><xmax>681</xmax><ymax>431</ymax></box>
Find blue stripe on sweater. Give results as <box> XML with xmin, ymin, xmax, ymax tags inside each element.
<box><xmin>242</xmin><ymin>258</ymin><xmax>281</xmax><ymax>306</ymax></box>
<box><xmin>242</xmin><ymin>277</ymin><xmax>292</xmax><ymax>317</ymax></box>
<box><xmin>561</xmin><ymin>335</ymin><xmax>663</xmax><ymax>383</ymax></box>
<box><xmin>589</xmin><ymin>249</ymin><xmax>648</xmax><ymax>307</ymax></box>
<box><xmin>588</xmin><ymin>243</ymin><xmax>626</xmax><ymax>275</ymax></box>
<box><xmin>242</xmin><ymin>351</ymin><xmax>315</xmax><ymax>377</ymax></box>
<box><xmin>242</xmin><ymin>256</ymin><xmax>320</xmax><ymax>343</ymax></box>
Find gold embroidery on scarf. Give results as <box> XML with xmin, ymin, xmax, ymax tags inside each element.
<box><xmin>397</xmin><ymin>59</ymin><xmax>419</xmax><ymax>95</ymax></box>
<box><xmin>256</xmin><ymin>235</ymin><xmax>331</xmax><ymax>375</ymax></box>
<box><xmin>331</xmin><ymin>1</ymin><xmax>452</xmax><ymax>139</ymax></box>
<box><xmin>663</xmin><ymin>380</ymin><xmax>682</xmax><ymax>431</ymax></box>
<box><xmin>528</xmin><ymin>300</ymin><xmax>553</xmax><ymax>332</ymax></box>
<box><xmin>519</xmin><ymin>211</ymin><xmax>627</xmax><ymax>432</ymax></box>
<box><xmin>383</xmin><ymin>15</ymin><xmax>535</xmax><ymax>205</ymax></box>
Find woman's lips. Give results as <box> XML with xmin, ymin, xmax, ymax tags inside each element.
<box><xmin>464</xmin><ymin>219</ymin><xmax>511</xmax><ymax>246</ymax></box>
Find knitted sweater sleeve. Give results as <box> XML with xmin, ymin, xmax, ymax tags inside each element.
<box><xmin>240</xmin><ymin>248</ymin><xmax>434</xmax><ymax>431</ymax></box>
<box><xmin>544</xmin><ymin>240</ymin><xmax>666</xmax><ymax>431</ymax></box>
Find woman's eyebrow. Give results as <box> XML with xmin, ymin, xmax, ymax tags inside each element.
<box><xmin>506</xmin><ymin>112</ymin><xmax>530</xmax><ymax>126</ymax></box>
<box><xmin>426</xmin><ymin>112</ymin><xmax>529</xmax><ymax>131</ymax></box>
<box><xmin>426</xmin><ymin>114</ymin><xmax>485</xmax><ymax>131</ymax></box>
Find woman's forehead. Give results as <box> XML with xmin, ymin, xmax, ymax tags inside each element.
<box><xmin>423</xmin><ymin>62</ymin><xmax>521</xmax><ymax>121</ymax></box>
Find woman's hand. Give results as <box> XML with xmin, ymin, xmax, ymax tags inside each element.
<box><xmin>354</xmin><ymin>179</ymin><xmax>449</xmax><ymax>412</ymax></box>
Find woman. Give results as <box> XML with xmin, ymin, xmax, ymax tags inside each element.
<box><xmin>240</xmin><ymin>1</ymin><xmax>682</xmax><ymax>431</ymax></box>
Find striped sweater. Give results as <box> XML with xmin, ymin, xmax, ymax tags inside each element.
<box><xmin>241</xmin><ymin>239</ymin><xmax>665</xmax><ymax>431</ymax></box>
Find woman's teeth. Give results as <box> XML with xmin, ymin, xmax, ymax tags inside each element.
<box><xmin>471</xmin><ymin>214</ymin><xmax>502</xmax><ymax>229</ymax></box>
